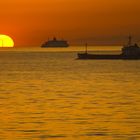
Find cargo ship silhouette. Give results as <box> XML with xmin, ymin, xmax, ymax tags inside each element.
<box><xmin>41</xmin><ymin>37</ymin><xmax>69</xmax><ymax>47</ymax></box>
<box><xmin>77</xmin><ymin>36</ymin><xmax>140</xmax><ymax>60</ymax></box>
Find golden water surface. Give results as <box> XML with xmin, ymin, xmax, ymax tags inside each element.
<box><xmin>0</xmin><ymin>48</ymin><xmax>140</xmax><ymax>140</ymax></box>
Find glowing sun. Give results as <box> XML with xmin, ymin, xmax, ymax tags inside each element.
<box><xmin>0</xmin><ymin>34</ymin><xmax>14</xmax><ymax>47</ymax></box>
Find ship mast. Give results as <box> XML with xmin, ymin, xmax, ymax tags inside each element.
<box><xmin>128</xmin><ymin>35</ymin><xmax>132</xmax><ymax>46</ymax></box>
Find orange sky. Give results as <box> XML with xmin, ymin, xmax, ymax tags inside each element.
<box><xmin>0</xmin><ymin>0</ymin><xmax>140</xmax><ymax>46</ymax></box>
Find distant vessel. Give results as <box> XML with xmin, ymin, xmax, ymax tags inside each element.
<box><xmin>41</xmin><ymin>37</ymin><xmax>69</xmax><ymax>47</ymax></box>
<box><xmin>77</xmin><ymin>36</ymin><xmax>140</xmax><ymax>60</ymax></box>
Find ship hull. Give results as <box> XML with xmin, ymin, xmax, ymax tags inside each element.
<box><xmin>77</xmin><ymin>53</ymin><xmax>140</xmax><ymax>60</ymax></box>
<box><xmin>41</xmin><ymin>45</ymin><xmax>69</xmax><ymax>47</ymax></box>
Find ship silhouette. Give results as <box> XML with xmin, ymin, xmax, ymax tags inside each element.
<box><xmin>77</xmin><ymin>36</ymin><xmax>140</xmax><ymax>60</ymax></box>
<box><xmin>41</xmin><ymin>37</ymin><xmax>69</xmax><ymax>47</ymax></box>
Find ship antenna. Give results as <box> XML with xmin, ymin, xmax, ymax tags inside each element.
<box><xmin>85</xmin><ymin>43</ymin><xmax>88</xmax><ymax>54</ymax></box>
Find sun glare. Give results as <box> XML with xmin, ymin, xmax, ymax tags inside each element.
<box><xmin>0</xmin><ymin>35</ymin><xmax>14</xmax><ymax>47</ymax></box>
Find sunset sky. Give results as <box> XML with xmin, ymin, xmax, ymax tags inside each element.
<box><xmin>0</xmin><ymin>0</ymin><xmax>140</xmax><ymax>46</ymax></box>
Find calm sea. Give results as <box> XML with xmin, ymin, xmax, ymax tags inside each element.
<box><xmin>0</xmin><ymin>47</ymin><xmax>140</xmax><ymax>140</ymax></box>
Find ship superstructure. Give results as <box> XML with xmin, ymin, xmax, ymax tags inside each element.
<box><xmin>41</xmin><ymin>37</ymin><xmax>69</xmax><ymax>47</ymax></box>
